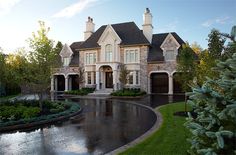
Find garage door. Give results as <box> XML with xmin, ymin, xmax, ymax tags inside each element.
<box><xmin>151</xmin><ymin>73</ymin><xmax>169</xmax><ymax>93</ymax></box>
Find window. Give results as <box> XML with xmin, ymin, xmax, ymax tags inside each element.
<box><xmin>105</xmin><ymin>44</ymin><xmax>112</xmax><ymax>62</ymax></box>
<box><xmin>87</xmin><ymin>72</ymin><xmax>91</xmax><ymax>84</ymax></box>
<box><xmin>165</xmin><ymin>50</ymin><xmax>175</xmax><ymax>61</ymax></box>
<box><xmin>125</xmin><ymin>49</ymin><xmax>139</xmax><ymax>63</ymax></box>
<box><xmin>136</xmin><ymin>71</ymin><xmax>139</xmax><ymax>85</ymax></box>
<box><xmin>85</xmin><ymin>52</ymin><xmax>96</xmax><ymax>64</ymax></box>
<box><xmin>93</xmin><ymin>71</ymin><xmax>96</xmax><ymax>84</ymax></box>
<box><xmin>63</xmin><ymin>57</ymin><xmax>70</xmax><ymax>66</ymax></box>
<box><xmin>128</xmin><ymin>72</ymin><xmax>133</xmax><ymax>84</ymax></box>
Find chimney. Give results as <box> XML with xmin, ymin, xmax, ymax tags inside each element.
<box><xmin>84</xmin><ymin>16</ymin><xmax>95</xmax><ymax>40</ymax></box>
<box><xmin>142</xmin><ymin>8</ymin><xmax>153</xmax><ymax>43</ymax></box>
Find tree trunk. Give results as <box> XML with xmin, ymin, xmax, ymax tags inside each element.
<box><xmin>39</xmin><ymin>92</ymin><xmax>43</xmax><ymax>112</ymax></box>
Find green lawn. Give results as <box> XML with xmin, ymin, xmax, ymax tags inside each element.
<box><xmin>120</xmin><ymin>102</ymin><xmax>191</xmax><ymax>155</ymax></box>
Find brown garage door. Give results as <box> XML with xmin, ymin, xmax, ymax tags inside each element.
<box><xmin>151</xmin><ymin>73</ymin><xmax>169</xmax><ymax>93</ymax></box>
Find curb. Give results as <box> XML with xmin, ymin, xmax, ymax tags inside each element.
<box><xmin>105</xmin><ymin>101</ymin><xmax>163</xmax><ymax>155</ymax></box>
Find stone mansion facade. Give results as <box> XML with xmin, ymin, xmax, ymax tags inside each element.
<box><xmin>51</xmin><ymin>8</ymin><xmax>185</xmax><ymax>94</ymax></box>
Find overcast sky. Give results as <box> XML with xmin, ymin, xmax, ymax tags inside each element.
<box><xmin>0</xmin><ymin>0</ymin><xmax>235</xmax><ymax>54</ymax></box>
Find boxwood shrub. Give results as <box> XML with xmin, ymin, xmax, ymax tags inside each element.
<box><xmin>111</xmin><ymin>88</ymin><xmax>146</xmax><ymax>97</ymax></box>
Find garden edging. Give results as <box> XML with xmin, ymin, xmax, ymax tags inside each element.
<box><xmin>0</xmin><ymin>107</ymin><xmax>83</xmax><ymax>133</ymax></box>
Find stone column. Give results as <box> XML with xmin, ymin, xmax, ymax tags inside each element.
<box><xmin>55</xmin><ymin>76</ymin><xmax>58</xmax><ymax>91</ymax></box>
<box><xmin>96</xmin><ymin>71</ymin><xmax>100</xmax><ymax>90</ymax></box>
<box><xmin>65</xmin><ymin>76</ymin><xmax>69</xmax><ymax>91</ymax></box>
<box><xmin>133</xmin><ymin>71</ymin><xmax>137</xmax><ymax>86</ymax></box>
<box><xmin>101</xmin><ymin>71</ymin><xmax>104</xmax><ymax>89</ymax></box>
<box><xmin>50</xmin><ymin>76</ymin><xmax>54</xmax><ymax>92</ymax></box>
<box><xmin>113</xmin><ymin>70</ymin><xmax>117</xmax><ymax>90</ymax></box>
<box><xmin>147</xmin><ymin>75</ymin><xmax>151</xmax><ymax>94</ymax></box>
<box><xmin>68</xmin><ymin>76</ymin><xmax>72</xmax><ymax>91</ymax></box>
<box><xmin>168</xmin><ymin>74</ymin><xmax>173</xmax><ymax>95</ymax></box>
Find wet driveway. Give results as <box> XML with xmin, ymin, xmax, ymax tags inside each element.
<box><xmin>0</xmin><ymin>98</ymin><xmax>157</xmax><ymax>154</ymax></box>
<box><xmin>0</xmin><ymin>95</ymin><xmax>184</xmax><ymax>154</ymax></box>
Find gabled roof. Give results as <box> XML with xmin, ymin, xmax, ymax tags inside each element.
<box><xmin>78</xmin><ymin>22</ymin><xmax>149</xmax><ymax>50</ymax></box>
<box><xmin>60</xmin><ymin>44</ymin><xmax>73</xmax><ymax>57</ymax></box>
<box><xmin>148</xmin><ymin>32</ymin><xmax>185</xmax><ymax>62</ymax></box>
<box><xmin>69</xmin><ymin>42</ymin><xmax>84</xmax><ymax>66</ymax></box>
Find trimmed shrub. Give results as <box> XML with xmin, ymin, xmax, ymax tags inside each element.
<box><xmin>111</xmin><ymin>89</ymin><xmax>146</xmax><ymax>97</ymax></box>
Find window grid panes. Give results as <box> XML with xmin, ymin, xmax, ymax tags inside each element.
<box><xmin>129</xmin><ymin>72</ymin><xmax>133</xmax><ymax>84</ymax></box>
<box><xmin>87</xmin><ymin>72</ymin><xmax>91</xmax><ymax>84</ymax></box>
<box><xmin>85</xmin><ymin>53</ymin><xmax>96</xmax><ymax>64</ymax></box>
<box><xmin>105</xmin><ymin>44</ymin><xmax>112</xmax><ymax>62</ymax></box>
<box><xmin>63</xmin><ymin>58</ymin><xmax>70</xmax><ymax>66</ymax></box>
<box><xmin>125</xmin><ymin>49</ymin><xmax>139</xmax><ymax>63</ymax></box>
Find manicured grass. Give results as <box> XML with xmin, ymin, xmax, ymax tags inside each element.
<box><xmin>120</xmin><ymin>102</ymin><xmax>191</xmax><ymax>155</ymax></box>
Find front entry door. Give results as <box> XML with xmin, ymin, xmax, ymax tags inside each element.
<box><xmin>105</xmin><ymin>72</ymin><xmax>113</xmax><ymax>88</ymax></box>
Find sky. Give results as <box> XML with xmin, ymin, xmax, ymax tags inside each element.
<box><xmin>0</xmin><ymin>0</ymin><xmax>235</xmax><ymax>54</ymax></box>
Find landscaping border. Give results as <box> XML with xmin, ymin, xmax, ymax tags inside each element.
<box><xmin>0</xmin><ymin>104</ymin><xmax>82</xmax><ymax>133</ymax></box>
<box><xmin>106</xmin><ymin>101</ymin><xmax>163</xmax><ymax>155</ymax></box>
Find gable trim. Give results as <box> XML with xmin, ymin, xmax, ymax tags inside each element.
<box><xmin>97</xmin><ymin>24</ymin><xmax>122</xmax><ymax>45</ymax></box>
<box><xmin>160</xmin><ymin>33</ymin><xmax>180</xmax><ymax>50</ymax></box>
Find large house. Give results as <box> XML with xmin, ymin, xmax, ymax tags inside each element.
<box><xmin>51</xmin><ymin>8</ymin><xmax>185</xmax><ymax>94</ymax></box>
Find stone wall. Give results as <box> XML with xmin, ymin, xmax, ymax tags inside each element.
<box><xmin>147</xmin><ymin>61</ymin><xmax>177</xmax><ymax>75</ymax></box>
<box><xmin>140</xmin><ymin>45</ymin><xmax>149</xmax><ymax>92</ymax></box>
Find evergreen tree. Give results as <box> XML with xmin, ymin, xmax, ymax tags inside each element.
<box><xmin>208</xmin><ymin>29</ymin><xmax>225</xmax><ymax>60</ymax></box>
<box><xmin>185</xmin><ymin>53</ymin><xmax>236</xmax><ymax>155</ymax></box>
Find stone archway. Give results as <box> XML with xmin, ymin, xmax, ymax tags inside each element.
<box><xmin>56</xmin><ymin>75</ymin><xmax>65</xmax><ymax>91</ymax></box>
<box><xmin>68</xmin><ymin>74</ymin><xmax>80</xmax><ymax>90</ymax></box>
<box><xmin>99</xmin><ymin>65</ymin><xmax>113</xmax><ymax>89</ymax></box>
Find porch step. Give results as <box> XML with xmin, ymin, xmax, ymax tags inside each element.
<box><xmin>89</xmin><ymin>89</ymin><xmax>113</xmax><ymax>96</ymax></box>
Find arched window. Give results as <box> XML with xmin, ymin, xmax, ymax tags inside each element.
<box><xmin>105</xmin><ymin>44</ymin><xmax>112</xmax><ymax>62</ymax></box>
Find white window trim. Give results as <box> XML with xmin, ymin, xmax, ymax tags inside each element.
<box><xmin>125</xmin><ymin>70</ymin><xmax>140</xmax><ymax>86</ymax></box>
<box><xmin>105</xmin><ymin>44</ymin><xmax>113</xmax><ymax>62</ymax></box>
<box><xmin>84</xmin><ymin>51</ymin><xmax>97</xmax><ymax>65</ymax></box>
<box><xmin>124</xmin><ymin>48</ymin><xmax>140</xmax><ymax>64</ymax></box>
<box><xmin>62</xmin><ymin>57</ymin><xmax>71</xmax><ymax>66</ymax></box>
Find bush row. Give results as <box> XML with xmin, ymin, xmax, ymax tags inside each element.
<box><xmin>111</xmin><ymin>88</ymin><xmax>146</xmax><ymax>97</ymax></box>
<box><xmin>65</xmin><ymin>87</ymin><xmax>95</xmax><ymax>95</ymax></box>
<box><xmin>0</xmin><ymin>100</ymin><xmax>74</xmax><ymax>122</ymax></box>
<box><xmin>0</xmin><ymin>101</ymin><xmax>80</xmax><ymax>128</ymax></box>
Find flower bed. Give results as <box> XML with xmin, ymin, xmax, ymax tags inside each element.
<box><xmin>0</xmin><ymin>100</ymin><xmax>81</xmax><ymax>130</ymax></box>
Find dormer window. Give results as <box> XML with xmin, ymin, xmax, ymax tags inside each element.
<box><xmin>164</xmin><ymin>50</ymin><xmax>175</xmax><ymax>61</ymax></box>
<box><xmin>105</xmin><ymin>44</ymin><xmax>112</xmax><ymax>62</ymax></box>
<box><xmin>63</xmin><ymin>57</ymin><xmax>71</xmax><ymax>66</ymax></box>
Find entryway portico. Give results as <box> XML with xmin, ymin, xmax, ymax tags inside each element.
<box><xmin>95</xmin><ymin>63</ymin><xmax>119</xmax><ymax>91</ymax></box>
